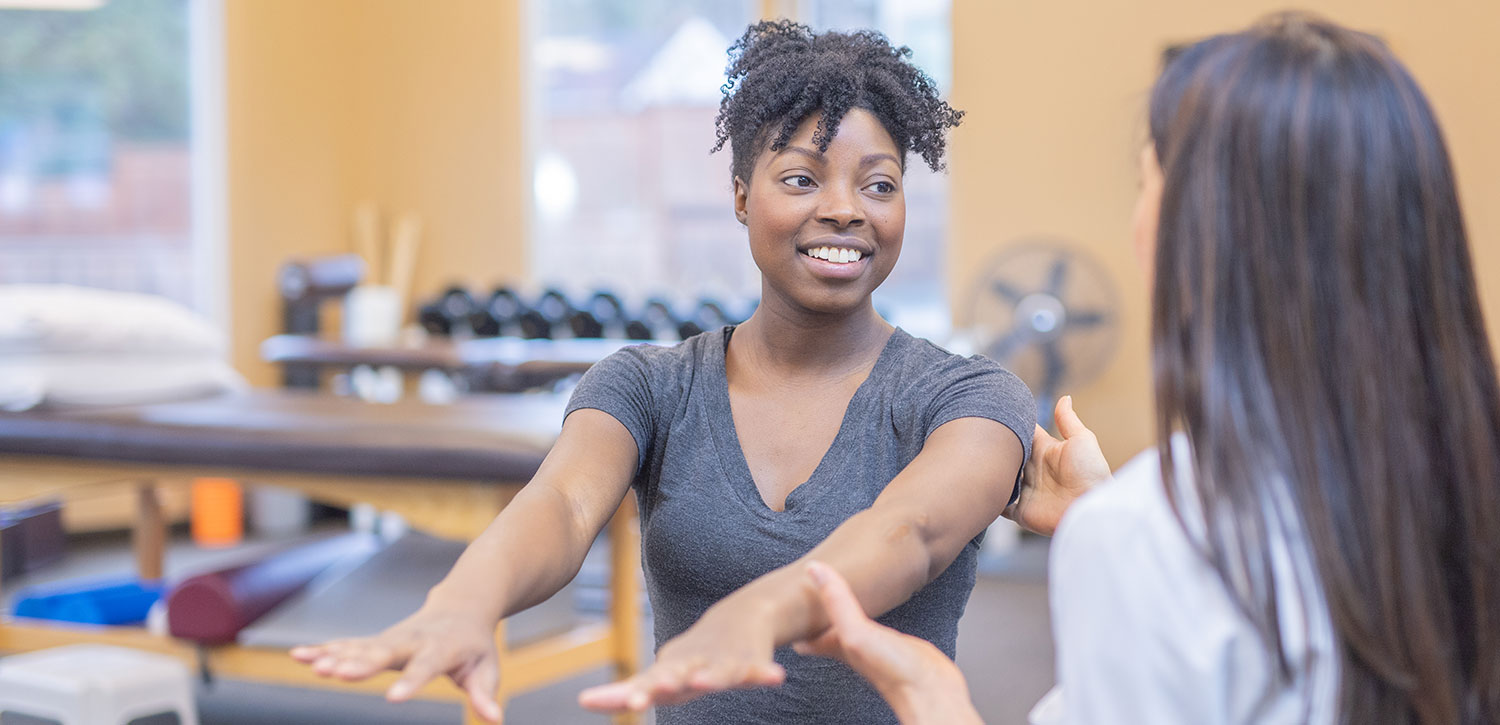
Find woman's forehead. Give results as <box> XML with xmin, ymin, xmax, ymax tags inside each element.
<box><xmin>759</xmin><ymin>109</ymin><xmax>902</xmax><ymax>164</ymax></box>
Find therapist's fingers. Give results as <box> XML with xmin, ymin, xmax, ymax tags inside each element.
<box><xmin>803</xmin><ymin>561</ymin><xmax>888</xmax><ymax>664</ymax></box>
<box><xmin>1053</xmin><ymin>395</ymin><xmax>1094</xmax><ymax>440</ymax></box>
<box><xmin>1032</xmin><ymin>423</ymin><xmax>1061</xmax><ymax>461</ymax></box>
<box><xmin>807</xmin><ymin>561</ymin><xmax>874</xmax><ymax>636</ymax></box>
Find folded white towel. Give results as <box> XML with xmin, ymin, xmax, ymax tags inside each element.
<box><xmin>0</xmin><ymin>284</ymin><xmax>225</xmax><ymax>356</ymax></box>
<box><xmin>0</xmin><ymin>285</ymin><xmax>245</xmax><ymax>410</ymax></box>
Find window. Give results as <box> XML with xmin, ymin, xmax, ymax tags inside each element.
<box><xmin>0</xmin><ymin>0</ymin><xmax>222</xmax><ymax>318</ymax></box>
<box><xmin>529</xmin><ymin>0</ymin><xmax>953</xmax><ymax>336</ymax></box>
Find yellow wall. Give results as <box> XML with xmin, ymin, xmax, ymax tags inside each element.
<box><xmin>344</xmin><ymin>1</ymin><xmax>529</xmax><ymax>308</ymax></box>
<box><xmin>225</xmin><ymin>0</ymin><xmax>526</xmax><ymax>386</ymax></box>
<box><xmin>950</xmin><ymin>1</ymin><xmax>1500</xmax><ymax>465</ymax></box>
<box><xmin>225</xmin><ymin>0</ymin><xmax>357</xmax><ymax>386</ymax></box>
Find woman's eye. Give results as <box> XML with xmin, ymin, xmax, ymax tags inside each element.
<box><xmin>782</xmin><ymin>175</ymin><xmax>816</xmax><ymax>188</ymax></box>
<box><xmin>868</xmin><ymin>181</ymin><xmax>896</xmax><ymax>194</ymax></box>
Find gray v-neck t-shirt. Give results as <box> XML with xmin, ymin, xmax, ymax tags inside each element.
<box><xmin>565</xmin><ymin>326</ymin><xmax>1035</xmax><ymax>724</ymax></box>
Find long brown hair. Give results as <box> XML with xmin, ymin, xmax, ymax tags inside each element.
<box><xmin>1148</xmin><ymin>13</ymin><xmax>1500</xmax><ymax>724</ymax></box>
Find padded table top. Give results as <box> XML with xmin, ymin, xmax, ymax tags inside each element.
<box><xmin>0</xmin><ymin>390</ymin><xmax>568</xmax><ymax>481</ymax></box>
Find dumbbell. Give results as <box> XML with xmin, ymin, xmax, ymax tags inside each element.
<box><xmin>471</xmin><ymin>287</ymin><xmax>524</xmax><ymax>337</ymax></box>
<box><xmin>417</xmin><ymin>302</ymin><xmax>451</xmax><ymax>336</ymax></box>
<box><xmin>512</xmin><ymin>288</ymin><xmax>563</xmax><ymax>340</ymax></box>
<box><xmin>421</xmin><ymin>286</ymin><xmax>478</xmax><ymax>337</ymax></box>
<box><xmin>631</xmin><ymin>298</ymin><xmax>682</xmax><ymax>341</ymax></box>
<box><xmin>669</xmin><ymin>298</ymin><xmax>731</xmax><ymax>340</ymax></box>
<box><xmin>623</xmin><ymin>316</ymin><xmax>654</xmax><ymax>341</ymax></box>
<box><xmin>535</xmin><ymin>289</ymin><xmax>574</xmax><ymax>324</ymax></box>
<box><xmin>570</xmin><ymin>291</ymin><xmax>627</xmax><ymax>339</ymax></box>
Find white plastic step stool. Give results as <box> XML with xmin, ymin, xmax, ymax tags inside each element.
<box><xmin>0</xmin><ymin>644</ymin><xmax>198</xmax><ymax>725</ymax></box>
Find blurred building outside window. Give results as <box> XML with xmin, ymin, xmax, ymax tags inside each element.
<box><xmin>0</xmin><ymin>0</ymin><xmax>225</xmax><ymax>324</ymax></box>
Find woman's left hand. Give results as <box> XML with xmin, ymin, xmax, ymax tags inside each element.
<box><xmin>577</xmin><ymin>600</ymin><xmax>787</xmax><ymax>713</ymax></box>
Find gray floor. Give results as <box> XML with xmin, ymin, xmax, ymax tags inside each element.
<box><xmin>2</xmin><ymin>528</ymin><xmax>1054</xmax><ymax>725</ymax></box>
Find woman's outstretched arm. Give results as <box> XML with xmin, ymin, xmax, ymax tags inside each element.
<box><xmin>290</xmin><ymin>409</ymin><xmax>638</xmax><ymax>722</ymax></box>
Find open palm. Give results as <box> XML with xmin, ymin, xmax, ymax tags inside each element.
<box><xmin>1008</xmin><ymin>396</ymin><xmax>1113</xmax><ymax>535</ymax></box>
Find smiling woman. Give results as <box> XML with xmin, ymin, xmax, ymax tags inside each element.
<box><xmin>292</xmin><ymin>20</ymin><xmax>1059</xmax><ymax>725</ymax></box>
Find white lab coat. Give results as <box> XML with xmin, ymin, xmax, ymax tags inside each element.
<box><xmin>1032</xmin><ymin>440</ymin><xmax>1339</xmax><ymax>724</ymax></box>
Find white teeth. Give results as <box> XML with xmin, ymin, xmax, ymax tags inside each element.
<box><xmin>804</xmin><ymin>247</ymin><xmax>866</xmax><ymax>263</ymax></box>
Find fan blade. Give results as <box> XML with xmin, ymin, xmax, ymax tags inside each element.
<box><xmin>1037</xmin><ymin>341</ymin><xmax>1066</xmax><ymax>429</ymax></box>
<box><xmin>1067</xmin><ymin>310</ymin><xmax>1108</xmax><ymax>328</ymax></box>
<box><xmin>989</xmin><ymin>278</ymin><xmax>1026</xmax><ymax>303</ymax></box>
<box><xmin>986</xmin><ymin>328</ymin><xmax>1030</xmax><ymax>362</ymax></box>
<box><xmin>1046</xmin><ymin>257</ymin><xmax>1069</xmax><ymax>295</ymax></box>
<box><xmin>1042</xmin><ymin>339</ymin><xmax>1066</xmax><ymax>385</ymax></box>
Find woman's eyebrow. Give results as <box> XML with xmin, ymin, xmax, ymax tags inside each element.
<box><xmin>772</xmin><ymin>147</ymin><xmax>899</xmax><ymax>168</ymax></box>
<box><xmin>777</xmin><ymin>145</ymin><xmax>824</xmax><ymax>162</ymax></box>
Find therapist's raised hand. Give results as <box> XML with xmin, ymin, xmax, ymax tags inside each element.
<box><xmin>793</xmin><ymin>562</ymin><xmax>982</xmax><ymax>725</ymax></box>
<box><xmin>290</xmin><ymin>604</ymin><xmax>504</xmax><ymax>723</ymax></box>
<box><xmin>1010</xmin><ymin>395</ymin><xmax>1112</xmax><ymax>535</ymax></box>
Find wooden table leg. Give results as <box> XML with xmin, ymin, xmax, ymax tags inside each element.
<box><xmin>133</xmin><ymin>482</ymin><xmax>166</xmax><ymax>581</ymax></box>
<box><xmin>609</xmin><ymin>496</ymin><xmax>642</xmax><ymax>725</ymax></box>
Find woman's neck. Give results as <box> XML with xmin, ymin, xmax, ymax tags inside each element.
<box><xmin>730</xmin><ymin>292</ymin><xmax>894</xmax><ymax>380</ymax></box>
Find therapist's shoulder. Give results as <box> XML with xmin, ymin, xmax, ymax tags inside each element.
<box><xmin>1057</xmin><ymin>450</ymin><xmax>1174</xmax><ymax>533</ymax></box>
<box><xmin>1050</xmin><ymin>443</ymin><xmax>1205</xmax><ymax>579</ymax></box>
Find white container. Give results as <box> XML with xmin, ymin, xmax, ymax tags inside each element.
<box><xmin>343</xmin><ymin>284</ymin><xmax>402</xmax><ymax>348</ymax></box>
<box><xmin>249</xmin><ymin>485</ymin><xmax>312</xmax><ymax>538</ymax></box>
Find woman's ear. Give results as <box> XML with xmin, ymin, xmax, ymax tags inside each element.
<box><xmin>733</xmin><ymin>176</ymin><xmax>749</xmax><ymax>226</ymax></box>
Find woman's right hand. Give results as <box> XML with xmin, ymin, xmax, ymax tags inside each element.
<box><xmin>290</xmin><ymin>605</ymin><xmax>503</xmax><ymax>722</ymax></box>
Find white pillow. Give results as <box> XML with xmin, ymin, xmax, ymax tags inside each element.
<box><xmin>0</xmin><ymin>354</ymin><xmax>247</xmax><ymax>412</ymax></box>
<box><xmin>0</xmin><ymin>284</ymin><xmax>225</xmax><ymax>356</ymax></box>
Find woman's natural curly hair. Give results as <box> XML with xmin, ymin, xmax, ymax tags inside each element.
<box><xmin>711</xmin><ymin>19</ymin><xmax>963</xmax><ymax>183</ymax></box>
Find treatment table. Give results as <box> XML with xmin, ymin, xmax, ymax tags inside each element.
<box><xmin>0</xmin><ymin>390</ymin><xmax>641</xmax><ymax>724</ymax></box>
